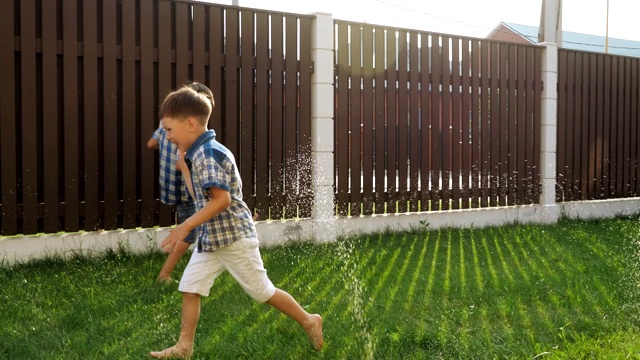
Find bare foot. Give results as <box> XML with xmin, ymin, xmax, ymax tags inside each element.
<box><xmin>304</xmin><ymin>314</ymin><xmax>323</xmax><ymax>351</ymax></box>
<box><xmin>149</xmin><ymin>345</ymin><xmax>193</xmax><ymax>359</ymax></box>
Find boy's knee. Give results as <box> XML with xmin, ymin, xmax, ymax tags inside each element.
<box><xmin>249</xmin><ymin>284</ymin><xmax>276</xmax><ymax>304</ymax></box>
<box><xmin>182</xmin><ymin>292</ymin><xmax>201</xmax><ymax>299</ymax></box>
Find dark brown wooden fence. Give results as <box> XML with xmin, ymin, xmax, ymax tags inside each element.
<box><xmin>557</xmin><ymin>49</ymin><xmax>640</xmax><ymax>201</ymax></box>
<box><xmin>3</xmin><ymin>2</ymin><xmax>639</xmax><ymax>237</ymax></box>
<box><xmin>0</xmin><ymin>0</ymin><xmax>312</xmax><ymax>236</ymax></box>
<box><xmin>334</xmin><ymin>21</ymin><xmax>543</xmax><ymax>216</ymax></box>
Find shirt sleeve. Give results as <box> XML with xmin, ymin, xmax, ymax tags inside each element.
<box><xmin>152</xmin><ymin>125</ymin><xmax>164</xmax><ymax>140</ymax></box>
<box><xmin>199</xmin><ymin>156</ymin><xmax>231</xmax><ymax>193</ymax></box>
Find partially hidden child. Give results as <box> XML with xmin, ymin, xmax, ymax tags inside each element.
<box><xmin>147</xmin><ymin>121</ymin><xmax>197</xmax><ymax>283</ymax></box>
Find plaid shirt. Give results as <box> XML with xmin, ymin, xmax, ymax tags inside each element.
<box><xmin>153</xmin><ymin>126</ymin><xmax>189</xmax><ymax>205</ymax></box>
<box><xmin>185</xmin><ymin>130</ymin><xmax>257</xmax><ymax>252</ymax></box>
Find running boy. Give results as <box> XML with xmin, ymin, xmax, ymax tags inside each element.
<box><xmin>147</xmin><ymin>123</ymin><xmax>197</xmax><ymax>282</ymax></box>
<box><xmin>150</xmin><ymin>82</ymin><xmax>323</xmax><ymax>358</ymax></box>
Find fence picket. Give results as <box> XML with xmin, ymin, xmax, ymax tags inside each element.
<box><xmin>451</xmin><ymin>36</ymin><xmax>462</xmax><ymax>210</ymax></box>
<box><xmin>362</xmin><ymin>25</ymin><xmax>375</xmax><ymax>216</ymax></box>
<box><xmin>516</xmin><ymin>46</ymin><xmax>528</xmax><ymax>204</ymax></box>
<box><xmin>408</xmin><ymin>32</ymin><xmax>420</xmax><ymax>212</ymax></box>
<box><xmin>595</xmin><ymin>53</ymin><xmax>605</xmax><ymax>198</ymax></box>
<box><xmin>430</xmin><ymin>34</ymin><xmax>442</xmax><ymax>210</ymax></box>
<box><xmin>498</xmin><ymin>43</ymin><xmax>508</xmax><ymax>206</ymax></box>
<box><xmin>374</xmin><ymin>27</ymin><xmax>387</xmax><ymax>214</ymax></box>
<box><xmin>83</xmin><ymin>0</ymin><xmax>100</xmax><ymax>230</ymax></box>
<box><xmin>574</xmin><ymin>53</ymin><xmax>584</xmax><ymax>199</ymax></box>
<box><xmin>470</xmin><ymin>40</ymin><xmax>481</xmax><ymax>208</ymax></box>
<box><xmin>224</xmin><ymin>8</ymin><xmax>239</xmax><ymax>157</ymax></box>
<box><xmin>525</xmin><ymin>47</ymin><xmax>537</xmax><ymax>204</ymax></box>
<box><xmin>269</xmin><ymin>14</ymin><xmax>285</xmax><ymax>219</ymax></box>
<box><xmin>139</xmin><ymin>0</ymin><xmax>156</xmax><ymax>228</ymax></box>
<box><xmin>489</xmin><ymin>42</ymin><xmax>500</xmax><ymax>207</ymax></box>
<box><xmin>601</xmin><ymin>55</ymin><xmax>612</xmax><ymax>199</ymax></box>
<box><xmin>609</xmin><ymin>56</ymin><xmax>619</xmax><ymax>197</ymax></box>
<box><xmin>350</xmin><ymin>24</ymin><xmax>363</xmax><ymax>216</ymax></box>
<box><xmin>480</xmin><ymin>41</ymin><xmax>490</xmax><ymax>207</ymax></box>
<box><xmin>461</xmin><ymin>39</ymin><xmax>471</xmax><ymax>208</ymax></box>
<box><xmin>102</xmin><ymin>0</ymin><xmax>119</xmax><ymax>229</ymax></box>
<box><xmin>63</xmin><ymin>0</ymin><xmax>80</xmax><ymax>231</ymax></box>
<box><xmin>122</xmin><ymin>0</ymin><xmax>138</xmax><ymax>229</ymax></box>
<box><xmin>563</xmin><ymin>51</ymin><xmax>575</xmax><ymax>200</ymax></box>
<box><xmin>0</xmin><ymin>0</ymin><xmax>16</xmax><ymax>234</ymax></box>
<box><xmin>298</xmin><ymin>16</ymin><xmax>312</xmax><ymax>218</ymax></box>
<box><xmin>507</xmin><ymin>44</ymin><xmax>517</xmax><ymax>206</ymax></box>
<box><xmin>632</xmin><ymin>59</ymin><xmax>640</xmax><ymax>196</ymax></box>
<box><xmin>396</xmin><ymin>30</ymin><xmax>409</xmax><ymax>213</ymax></box>
<box><xmin>255</xmin><ymin>12</ymin><xmax>269</xmax><ymax>218</ymax></box>
<box><xmin>336</xmin><ymin>22</ymin><xmax>349</xmax><ymax>216</ymax></box>
<box><xmin>284</xmin><ymin>15</ymin><xmax>298</xmax><ymax>217</ymax></box>
<box><xmin>441</xmin><ymin>35</ymin><xmax>452</xmax><ymax>211</ymax></box>
<box><xmin>386</xmin><ymin>27</ymin><xmax>398</xmax><ymax>213</ymax></box>
<box><xmin>419</xmin><ymin>33</ymin><xmax>431</xmax><ymax>211</ymax></box>
<box><xmin>20</xmin><ymin>0</ymin><xmax>38</xmax><ymax>234</ymax></box>
<box><xmin>583</xmin><ymin>54</ymin><xmax>595</xmax><ymax>197</ymax></box>
<box><xmin>621</xmin><ymin>58</ymin><xmax>631</xmax><ymax>197</ymax></box>
<box><xmin>615</xmin><ymin>57</ymin><xmax>625</xmax><ymax>197</ymax></box>
<box><xmin>440</xmin><ymin>36</ymin><xmax>452</xmax><ymax>210</ymax></box>
<box><xmin>192</xmin><ymin>5</ymin><xmax>206</xmax><ymax>86</ymax></box>
<box><xmin>240</xmin><ymin>10</ymin><xmax>255</xmax><ymax>211</ymax></box>
<box><xmin>42</xmin><ymin>0</ymin><xmax>60</xmax><ymax>232</ymax></box>
<box><xmin>532</xmin><ymin>48</ymin><xmax>542</xmax><ymax>202</ymax></box>
<box><xmin>156</xmin><ymin>0</ymin><xmax>173</xmax><ymax>226</ymax></box>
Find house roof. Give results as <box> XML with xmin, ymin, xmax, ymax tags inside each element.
<box><xmin>494</xmin><ymin>22</ymin><xmax>640</xmax><ymax>58</ymax></box>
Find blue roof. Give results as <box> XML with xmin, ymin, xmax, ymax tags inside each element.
<box><xmin>500</xmin><ymin>22</ymin><xmax>640</xmax><ymax>58</ymax></box>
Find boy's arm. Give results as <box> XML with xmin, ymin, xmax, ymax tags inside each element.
<box><xmin>147</xmin><ymin>137</ymin><xmax>159</xmax><ymax>150</ymax></box>
<box><xmin>160</xmin><ymin>187</ymin><xmax>231</xmax><ymax>252</ymax></box>
<box><xmin>147</xmin><ymin>124</ymin><xmax>163</xmax><ymax>149</ymax></box>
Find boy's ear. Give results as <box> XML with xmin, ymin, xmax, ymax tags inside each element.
<box><xmin>187</xmin><ymin>117</ymin><xmax>199</xmax><ymax>131</ymax></box>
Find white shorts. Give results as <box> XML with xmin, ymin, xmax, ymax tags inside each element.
<box><xmin>178</xmin><ymin>238</ymin><xmax>276</xmax><ymax>303</ymax></box>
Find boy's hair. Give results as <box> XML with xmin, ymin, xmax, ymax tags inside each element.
<box><xmin>158</xmin><ymin>81</ymin><xmax>215</xmax><ymax>126</ymax></box>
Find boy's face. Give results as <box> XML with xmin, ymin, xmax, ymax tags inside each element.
<box><xmin>161</xmin><ymin>116</ymin><xmax>197</xmax><ymax>152</ymax></box>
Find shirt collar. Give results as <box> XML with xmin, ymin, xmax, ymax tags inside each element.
<box><xmin>185</xmin><ymin>130</ymin><xmax>216</xmax><ymax>160</ymax></box>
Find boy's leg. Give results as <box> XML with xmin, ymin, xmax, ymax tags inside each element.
<box><xmin>150</xmin><ymin>292</ymin><xmax>200</xmax><ymax>359</ymax></box>
<box><xmin>151</xmin><ymin>250</ymin><xmax>225</xmax><ymax>358</ymax></box>
<box><xmin>157</xmin><ymin>240</ymin><xmax>190</xmax><ymax>282</ymax></box>
<box><xmin>220</xmin><ymin>238</ymin><xmax>323</xmax><ymax>351</ymax></box>
<box><xmin>266</xmin><ymin>289</ymin><xmax>324</xmax><ymax>351</ymax></box>
<box><xmin>157</xmin><ymin>202</ymin><xmax>197</xmax><ymax>282</ymax></box>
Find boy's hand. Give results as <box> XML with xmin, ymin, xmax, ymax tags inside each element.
<box><xmin>160</xmin><ymin>224</ymin><xmax>189</xmax><ymax>252</ymax></box>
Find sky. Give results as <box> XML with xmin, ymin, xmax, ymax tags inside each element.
<box><xmin>203</xmin><ymin>0</ymin><xmax>640</xmax><ymax>42</ymax></box>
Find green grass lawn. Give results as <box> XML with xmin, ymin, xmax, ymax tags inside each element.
<box><xmin>2</xmin><ymin>217</ymin><xmax>640</xmax><ymax>359</ymax></box>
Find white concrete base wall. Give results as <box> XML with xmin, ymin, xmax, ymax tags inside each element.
<box><xmin>1</xmin><ymin>198</ymin><xmax>639</xmax><ymax>265</ymax></box>
<box><xmin>561</xmin><ymin>198</ymin><xmax>640</xmax><ymax>219</ymax></box>
<box><xmin>0</xmin><ymin>228</ymin><xmax>170</xmax><ymax>265</ymax></box>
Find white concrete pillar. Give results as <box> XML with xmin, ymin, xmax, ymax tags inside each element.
<box><xmin>310</xmin><ymin>12</ymin><xmax>337</xmax><ymax>242</ymax></box>
<box><xmin>539</xmin><ymin>43</ymin><xmax>559</xmax><ymax>214</ymax></box>
<box><xmin>537</xmin><ymin>0</ymin><xmax>563</xmax><ymax>45</ymax></box>
<box><xmin>537</xmin><ymin>0</ymin><xmax>561</xmax><ymax>222</ymax></box>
